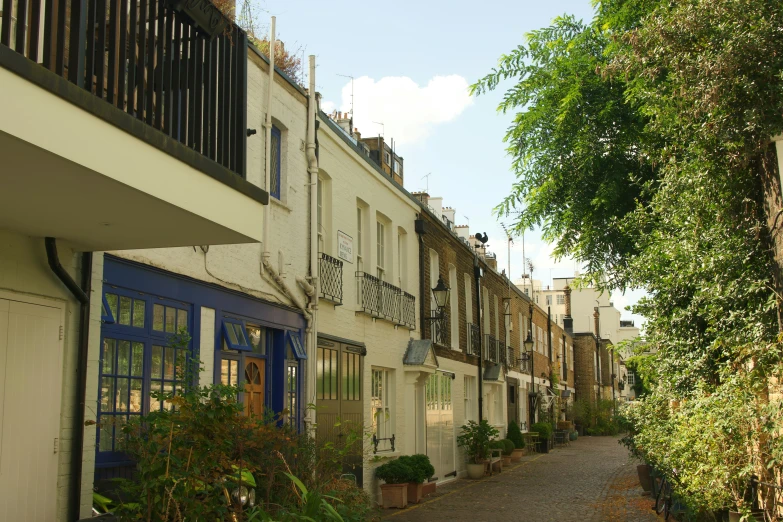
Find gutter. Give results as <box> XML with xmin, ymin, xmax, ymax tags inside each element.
<box><xmin>45</xmin><ymin>238</ymin><xmax>91</xmax><ymax>521</ymax></box>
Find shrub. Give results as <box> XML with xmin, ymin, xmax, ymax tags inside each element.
<box><xmin>489</xmin><ymin>440</ymin><xmax>506</xmax><ymax>455</ymax></box>
<box><xmin>457</xmin><ymin>420</ymin><xmax>499</xmax><ymax>463</ymax></box>
<box><xmin>398</xmin><ymin>454</ymin><xmax>434</xmax><ymax>483</ymax></box>
<box><xmin>507</xmin><ymin>421</ymin><xmax>525</xmax><ymax>449</ymax></box>
<box><xmin>530</xmin><ymin>422</ymin><xmax>552</xmax><ymax>441</ymax></box>
<box><xmin>375</xmin><ymin>459</ymin><xmax>416</xmax><ymax>484</ymax></box>
<box><xmin>500</xmin><ymin>439</ymin><xmax>515</xmax><ymax>456</ymax></box>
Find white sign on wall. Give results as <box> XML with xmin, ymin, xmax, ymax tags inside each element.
<box><xmin>337</xmin><ymin>231</ymin><xmax>353</xmax><ymax>263</ymax></box>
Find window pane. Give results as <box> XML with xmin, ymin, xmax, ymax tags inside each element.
<box><xmin>247</xmin><ymin>325</ymin><xmax>265</xmax><ymax>355</ymax></box>
<box><xmin>233</xmin><ymin>323</ymin><xmax>247</xmax><ymax>346</ymax></box>
<box><xmin>130</xmin><ymin>378</ymin><xmax>143</xmax><ymax>413</ymax></box>
<box><xmin>116</xmin><ymin>378</ymin><xmax>129</xmax><ymax>412</ymax></box>
<box><xmin>163</xmin><ymin>382</ymin><xmax>175</xmax><ymax>410</ymax></box>
<box><xmin>117</xmin><ymin>341</ymin><xmax>130</xmax><ymax>375</ymax></box>
<box><xmin>99</xmin><ymin>424</ymin><xmax>113</xmax><ymax>451</ymax></box>
<box><xmin>165</xmin><ymin>307</ymin><xmax>176</xmax><ymax>333</ymax></box>
<box><xmin>164</xmin><ymin>348</ymin><xmax>175</xmax><ymax>380</ymax></box>
<box><xmin>226</xmin><ymin>322</ymin><xmax>238</xmax><ymax>345</ymax></box>
<box><xmin>330</xmin><ymin>349</ymin><xmax>338</xmax><ymax>400</ymax></box>
<box><xmin>151</xmin><ymin>345</ymin><xmax>163</xmax><ymax>379</ymax></box>
<box><xmin>221</xmin><ymin>359</ymin><xmax>230</xmax><ymax>385</ymax></box>
<box><xmin>149</xmin><ymin>381</ymin><xmax>162</xmax><ymax>412</ymax></box>
<box><xmin>105</xmin><ymin>293</ymin><xmax>118</xmax><ymax>320</ymax></box>
<box><xmin>353</xmin><ymin>354</ymin><xmax>360</xmax><ymax>400</ymax></box>
<box><xmin>100</xmin><ymin>377</ymin><xmax>114</xmax><ymax>412</ymax></box>
<box><xmin>119</xmin><ymin>296</ymin><xmax>132</xmax><ymax>325</ymax></box>
<box><xmin>102</xmin><ymin>339</ymin><xmax>115</xmax><ymax>374</ymax></box>
<box><xmin>132</xmin><ymin>300</ymin><xmax>145</xmax><ymax>328</ymax></box>
<box><xmin>230</xmin><ymin>360</ymin><xmax>238</xmax><ymax>386</ymax></box>
<box><xmin>153</xmin><ymin>304</ymin><xmax>164</xmax><ymax>331</ymax></box>
<box><xmin>131</xmin><ymin>343</ymin><xmax>144</xmax><ymax>377</ymax></box>
<box><xmin>316</xmin><ymin>349</ymin><xmax>324</xmax><ymax>400</ymax></box>
<box><xmin>177</xmin><ymin>309</ymin><xmax>188</xmax><ymax>331</ymax></box>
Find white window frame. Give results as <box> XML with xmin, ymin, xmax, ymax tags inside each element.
<box><xmin>464</xmin><ymin>375</ymin><xmax>476</xmax><ymax>422</ymax></box>
<box><xmin>546</xmin><ymin>295</ymin><xmax>552</xmax><ymax>306</ymax></box>
<box><xmin>356</xmin><ymin>207</ymin><xmax>363</xmax><ymax>271</ymax></box>
<box><xmin>556</xmin><ymin>294</ymin><xmax>565</xmax><ymax>305</ymax></box>
<box><xmin>449</xmin><ymin>264</ymin><xmax>459</xmax><ymax>350</ymax></box>
<box><xmin>384</xmin><ymin>151</ymin><xmax>391</xmax><ymax>165</ymax></box>
<box><xmin>317</xmin><ymin>176</ymin><xmax>324</xmax><ymax>253</ymax></box>
<box><xmin>371</xmin><ymin>368</ymin><xmax>394</xmax><ymax>452</ymax></box>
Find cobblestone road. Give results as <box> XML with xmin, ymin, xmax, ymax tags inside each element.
<box><xmin>382</xmin><ymin>436</ymin><xmax>658</xmax><ymax>522</ymax></box>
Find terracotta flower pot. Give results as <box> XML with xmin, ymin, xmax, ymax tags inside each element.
<box><xmin>637</xmin><ymin>464</ymin><xmax>652</xmax><ymax>492</ymax></box>
<box><xmin>380</xmin><ymin>483</ymin><xmax>408</xmax><ymax>509</ymax></box>
<box><xmin>406</xmin><ymin>482</ymin><xmax>424</xmax><ymax>504</ymax></box>
<box><xmin>466</xmin><ymin>462</ymin><xmax>484</xmax><ymax>479</ymax></box>
<box><xmin>422</xmin><ymin>481</ymin><xmax>437</xmax><ymax>497</ymax></box>
<box><xmin>511</xmin><ymin>448</ymin><xmax>524</xmax><ymax>462</ymax></box>
<box><xmin>502</xmin><ymin>455</ymin><xmax>512</xmax><ymax>466</ymax></box>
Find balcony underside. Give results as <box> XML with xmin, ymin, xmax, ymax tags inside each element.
<box><xmin>0</xmin><ymin>62</ymin><xmax>266</xmax><ymax>251</ymax></box>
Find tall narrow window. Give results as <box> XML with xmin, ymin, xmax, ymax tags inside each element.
<box><xmin>493</xmin><ymin>295</ymin><xmax>499</xmax><ymax>338</ymax></box>
<box><xmin>356</xmin><ymin>207</ymin><xmax>363</xmax><ymax>271</ymax></box>
<box><xmin>270</xmin><ymin>126</ymin><xmax>281</xmax><ymax>199</ymax></box>
<box><xmin>397</xmin><ymin>228</ymin><xmax>408</xmax><ymax>290</ymax></box>
<box><xmin>464</xmin><ymin>375</ymin><xmax>476</xmax><ymax>422</ymax></box>
<box><xmin>464</xmin><ymin>274</ymin><xmax>473</xmax><ymax>325</ymax></box>
<box><xmin>286</xmin><ymin>343</ymin><xmax>298</xmax><ymax>428</ymax></box>
<box><xmin>371</xmin><ymin>368</ymin><xmax>394</xmax><ymax>451</ymax></box>
<box><xmin>317</xmin><ymin>177</ymin><xmax>323</xmax><ymax>252</ymax></box>
<box><xmin>449</xmin><ymin>265</ymin><xmax>459</xmax><ymax>350</ymax></box>
<box><xmin>376</xmin><ymin>221</ymin><xmax>386</xmax><ymax>280</ymax></box>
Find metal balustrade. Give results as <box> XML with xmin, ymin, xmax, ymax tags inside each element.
<box><xmin>484</xmin><ymin>335</ymin><xmax>501</xmax><ymax>364</ymax></box>
<box><xmin>429</xmin><ymin>308</ymin><xmax>448</xmax><ymax>346</ymax></box>
<box><xmin>468</xmin><ymin>323</ymin><xmax>481</xmax><ymax>357</ymax></box>
<box><xmin>356</xmin><ymin>272</ymin><xmax>415</xmax><ymax>329</ymax></box>
<box><xmin>319</xmin><ymin>253</ymin><xmax>343</xmax><ymax>304</ymax></box>
<box><xmin>0</xmin><ymin>0</ymin><xmax>247</xmax><ymax>176</ymax></box>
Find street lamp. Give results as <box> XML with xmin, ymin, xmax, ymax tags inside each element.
<box><xmin>425</xmin><ymin>277</ymin><xmax>450</xmax><ymax>344</ymax></box>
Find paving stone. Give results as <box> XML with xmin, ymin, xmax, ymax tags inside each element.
<box><xmin>381</xmin><ymin>436</ymin><xmax>659</xmax><ymax>522</ymax></box>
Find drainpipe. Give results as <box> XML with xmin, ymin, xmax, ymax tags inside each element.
<box><xmin>45</xmin><ymin>238</ymin><xmax>90</xmax><ymax>522</ymax></box>
<box><xmin>262</xmin><ymin>16</ymin><xmax>275</xmax><ymax>264</ymax></box>
<box><xmin>529</xmin><ymin>303</ymin><xmax>534</xmax><ymax>421</ymax></box>
<box><xmin>474</xmin><ymin>256</ymin><xmax>484</xmax><ymax>423</ymax></box>
<box><xmin>304</xmin><ymin>55</ymin><xmax>319</xmax><ymax>435</ymax></box>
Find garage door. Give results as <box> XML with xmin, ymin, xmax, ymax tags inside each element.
<box><xmin>0</xmin><ymin>297</ymin><xmax>63</xmax><ymax>521</ymax></box>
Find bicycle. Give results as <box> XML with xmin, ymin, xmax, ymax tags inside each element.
<box><xmin>653</xmin><ymin>473</ymin><xmax>673</xmax><ymax>520</ymax></box>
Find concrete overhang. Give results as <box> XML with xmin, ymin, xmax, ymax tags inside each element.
<box><xmin>0</xmin><ymin>63</ymin><xmax>266</xmax><ymax>251</ymax></box>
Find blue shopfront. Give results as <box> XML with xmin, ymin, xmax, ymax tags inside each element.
<box><xmin>96</xmin><ymin>255</ymin><xmax>307</xmax><ymax>478</ymax></box>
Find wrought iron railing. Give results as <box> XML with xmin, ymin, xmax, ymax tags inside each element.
<box><xmin>506</xmin><ymin>346</ymin><xmax>515</xmax><ymax>368</ymax></box>
<box><xmin>468</xmin><ymin>323</ymin><xmax>481</xmax><ymax>357</ymax></box>
<box><xmin>429</xmin><ymin>308</ymin><xmax>448</xmax><ymax>346</ymax></box>
<box><xmin>484</xmin><ymin>335</ymin><xmax>501</xmax><ymax>364</ymax></box>
<box><xmin>319</xmin><ymin>253</ymin><xmax>343</xmax><ymax>304</ymax></box>
<box><xmin>0</xmin><ymin>0</ymin><xmax>247</xmax><ymax>177</ymax></box>
<box><xmin>356</xmin><ymin>272</ymin><xmax>415</xmax><ymax>329</ymax></box>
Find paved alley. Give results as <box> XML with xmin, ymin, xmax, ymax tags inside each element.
<box><xmin>383</xmin><ymin>436</ymin><xmax>658</xmax><ymax>522</ymax></box>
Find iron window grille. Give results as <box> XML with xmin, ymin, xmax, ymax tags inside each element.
<box><xmin>429</xmin><ymin>307</ymin><xmax>449</xmax><ymax>346</ymax></box>
<box><xmin>484</xmin><ymin>335</ymin><xmax>501</xmax><ymax>364</ymax></box>
<box><xmin>319</xmin><ymin>253</ymin><xmax>343</xmax><ymax>305</ymax></box>
<box><xmin>356</xmin><ymin>272</ymin><xmax>415</xmax><ymax>329</ymax></box>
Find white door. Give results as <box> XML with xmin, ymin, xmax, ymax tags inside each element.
<box><xmin>425</xmin><ymin>372</ymin><xmax>455</xmax><ymax>482</ymax></box>
<box><xmin>0</xmin><ymin>297</ymin><xmax>64</xmax><ymax>521</ymax></box>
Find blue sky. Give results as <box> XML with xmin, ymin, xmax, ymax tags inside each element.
<box><xmin>252</xmin><ymin>0</ymin><xmax>646</xmax><ymax>326</ymax></box>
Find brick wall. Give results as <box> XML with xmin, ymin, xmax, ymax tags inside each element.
<box><xmin>573</xmin><ymin>333</ymin><xmax>599</xmax><ymax>404</ymax></box>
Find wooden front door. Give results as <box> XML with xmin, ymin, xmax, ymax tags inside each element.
<box><xmin>244</xmin><ymin>358</ymin><xmax>265</xmax><ymax>416</ymax></box>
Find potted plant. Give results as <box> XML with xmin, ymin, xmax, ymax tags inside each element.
<box><xmin>457</xmin><ymin>420</ymin><xmax>499</xmax><ymax>479</ymax></box>
<box><xmin>530</xmin><ymin>422</ymin><xmax>553</xmax><ymax>453</ymax></box>
<box><xmin>507</xmin><ymin>421</ymin><xmax>526</xmax><ymax>461</ymax></box>
<box><xmin>375</xmin><ymin>459</ymin><xmax>414</xmax><ymax>509</ymax></box>
<box><xmin>398</xmin><ymin>455</ymin><xmax>433</xmax><ymax>504</ymax></box>
<box><xmin>499</xmin><ymin>439</ymin><xmax>515</xmax><ymax>466</ymax></box>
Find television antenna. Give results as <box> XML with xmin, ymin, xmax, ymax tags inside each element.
<box><xmin>336</xmin><ymin>74</ymin><xmax>354</xmax><ymax>117</ymax></box>
<box><xmin>372</xmin><ymin>121</ymin><xmax>384</xmax><ymax>137</ymax></box>
<box><xmin>421</xmin><ymin>172</ymin><xmax>431</xmax><ymax>192</ymax></box>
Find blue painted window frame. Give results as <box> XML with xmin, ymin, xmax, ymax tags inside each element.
<box><xmin>270</xmin><ymin>125</ymin><xmax>281</xmax><ymax>199</ymax></box>
<box><xmin>287</xmin><ymin>331</ymin><xmax>307</xmax><ymax>360</ymax></box>
<box><xmin>97</xmin><ymin>287</ymin><xmax>193</xmax><ymax>467</ymax></box>
<box><xmin>101</xmin><ymin>293</ymin><xmax>115</xmax><ymax>324</ymax></box>
<box><xmin>222</xmin><ymin>317</ymin><xmax>252</xmax><ymax>351</ymax></box>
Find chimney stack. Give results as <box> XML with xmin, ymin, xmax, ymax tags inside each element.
<box><xmin>563</xmin><ymin>284</ymin><xmax>573</xmax><ymax>335</ymax></box>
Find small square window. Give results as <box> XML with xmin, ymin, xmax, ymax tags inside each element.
<box><xmin>222</xmin><ymin>318</ymin><xmax>251</xmax><ymax>351</ymax></box>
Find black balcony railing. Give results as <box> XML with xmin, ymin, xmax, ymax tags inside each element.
<box><xmin>506</xmin><ymin>346</ymin><xmax>515</xmax><ymax>368</ymax></box>
<box><xmin>356</xmin><ymin>272</ymin><xmax>415</xmax><ymax>329</ymax></box>
<box><xmin>468</xmin><ymin>323</ymin><xmax>481</xmax><ymax>357</ymax></box>
<box><xmin>429</xmin><ymin>308</ymin><xmax>448</xmax><ymax>346</ymax></box>
<box><xmin>319</xmin><ymin>253</ymin><xmax>343</xmax><ymax>304</ymax></box>
<box><xmin>1</xmin><ymin>0</ymin><xmax>247</xmax><ymax>177</ymax></box>
<box><xmin>484</xmin><ymin>335</ymin><xmax>501</xmax><ymax>364</ymax></box>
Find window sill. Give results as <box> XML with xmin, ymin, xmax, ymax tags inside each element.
<box><xmin>270</xmin><ymin>197</ymin><xmax>292</xmax><ymax>213</ymax></box>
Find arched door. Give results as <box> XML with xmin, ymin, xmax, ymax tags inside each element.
<box><xmin>244</xmin><ymin>358</ymin><xmax>265</xmax><ymax>416</ymax></box>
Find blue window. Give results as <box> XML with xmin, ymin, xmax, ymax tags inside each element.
<box><xmin>270</xmin><ymin>125</ymin><xmax>281</xmax><ymax>199</ymax></box>
<box><xmin>97</xmin><ymin>288</ymin><xmax>192</xmax><ymax>466</ymax></box>
<box><xmin>222</xmin><ymin>318</ymin><xmax>252</xmax><ymax>351</ymax></box>
<box><xmin>284</xmin><ymin>332</ymin><xmax>305</xmax><ymax>429</ymax></box>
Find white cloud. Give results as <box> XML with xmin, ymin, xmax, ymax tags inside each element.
<box><xmin>320</xmin><ymin>100</ymin><xmax>336</xmax><ymax>114</ymax></box>
<box><xmin>328</xmin><ymin>75</ymin><xmax>473</xmax><ymax>145</ymax></box>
